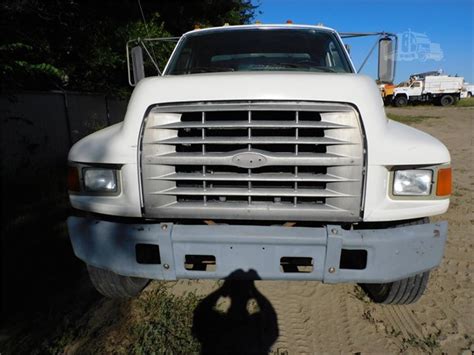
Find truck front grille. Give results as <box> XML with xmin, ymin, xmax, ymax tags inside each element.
<box><xmin>140</xmin><ymin>101</ymin><xmax>365</xmax><ymax>221</ymax></box>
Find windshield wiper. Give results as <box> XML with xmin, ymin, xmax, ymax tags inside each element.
<box><xmin>275</xmin><ymin>63</ymin><xmax>336</xmax><ymax>72</ymax></box>
<box><xmin>188</xmin><ymin>66</ymin><xmax>235</xmax><ymax>73</ymax></box>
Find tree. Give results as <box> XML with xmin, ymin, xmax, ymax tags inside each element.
<box><xmin>0</xmin><ymin>0</ymin><xmax>259</xmax><ymax>94</ymax></box>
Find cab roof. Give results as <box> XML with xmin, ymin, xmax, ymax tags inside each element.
<box><xmin>182</xmin><ymin>23</ymin><xmax>338</xmax><ymax>37</ymax></box>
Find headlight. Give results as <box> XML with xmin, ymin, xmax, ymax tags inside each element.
<box><xmin>83</xmin><ymin>168</ymin><xmax>118</xmax><ymax>192</ymax></box>
<box><xmin>393</xmin><ymin>169</ymin><xmax>433</xmax><ymax>196</ymax></box>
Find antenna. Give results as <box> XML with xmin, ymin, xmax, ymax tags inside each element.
<box><xmin>137</xmin><ymin>0</ymin><xmax>159</xmax><ymax>74</ymax></box>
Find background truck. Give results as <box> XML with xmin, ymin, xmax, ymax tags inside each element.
<box><xmin>392</xmin><ymin>71</ymin><xmax>464</xmax><ymax>106</ymax></box>
<box><xmin>378</xmin><ymin>82</ymin><xmax>395</xmax><ymax>105</ymax></box>
<box><xmin>461</xmin><ymin>82</ymin><xmax>474</xmax><ymax>98</ymax></box>
<box><xmin>67</xmin><ymin>24</ymin><xmax>451</xmax><ymax>305</ymax></box>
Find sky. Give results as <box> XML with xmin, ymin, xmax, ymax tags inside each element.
<box><xmin>257</xmin><ymin>0</ymin><xmax>474</xmax><ymax>84</ymax></box>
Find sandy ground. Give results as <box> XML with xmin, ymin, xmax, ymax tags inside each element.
<box><xmin>168</xmin><ymin>105</ymin><xmax>473</xmax><ymax>354</ymax></box>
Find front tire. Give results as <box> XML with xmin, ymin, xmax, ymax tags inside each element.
<box><xmin>87</xmin><ymin>264</ymin><xmax>149</xmax><ymax>298</ymax></box>
<box><xmin>393</xmin><ymin>95</ymin><xmax>408</xmax><ymax>107</ymax></box>
<box><xmin>383</xmin><ymin>95</ymin><xmax>393</xmax><ymax>106</ymax></box>
<box><xmin>361</xmin><ymin>271</ymin><xmax>430</xmax><ymax>305</ymax></box>
<box><xmin>360</xmin><ymin>218</ymin><xmax>431</xmax><ymax>305</ymax></box>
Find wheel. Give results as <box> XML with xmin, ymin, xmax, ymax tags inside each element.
<box><xmin>393</xmin><ymin>95</ymin><xmax>408</xmax><ymax>107</ymax></box>
<box><xmin>360</xmin><ymin>218</ymin><xmax>431</xmax><ymax>305</ymax></box>
<box><xmin>87</xmin><ymin>264</ymin><xmax>149</xmax><ymax>298</ymax></box>
<box><xmin>468</xmin><ymin>92</ymin><xmax>472</xmax><ymax>98</ymax></box>
<box><xmin>361</xmin><ymin>271</ymin><xmax>430</xmax><ymax>305</ymax></box>
<box><xmin>440</xmin><ymin>94</ymin><xmax>454</xmax><ymax>106</ymax></box>
<box><xmin>383</xmin><ymin>95</ymin><xmax>393</xmax><ymax>106</ymax></box>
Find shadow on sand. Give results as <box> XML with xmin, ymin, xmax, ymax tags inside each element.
<box><xmin>192</xmin><ymin>269</ymin><xmax>279</xmax><ymax>354</ymax></box>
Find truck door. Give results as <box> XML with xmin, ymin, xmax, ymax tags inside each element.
<box><xmin>408</xmin><ymin>81</ymin><xmax>423</xmax><ymax>96</ymax></box>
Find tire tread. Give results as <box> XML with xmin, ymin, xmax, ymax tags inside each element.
<box><xmin>87</xmin><ymin>264</ymin><xmax>149</xmax><ymax>298</ymax></box>
<box><xmin>360</xmin><ymin>218</ymin><xmax>432</xmax><ymax>305</ymax></box>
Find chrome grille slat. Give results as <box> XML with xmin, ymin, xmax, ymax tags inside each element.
<box><xmin>148</xmin><ymin>172</ymin><xmax>357</xmax><ymax>182</ymax></box>
<box><xmin>152</xmin><ymin>202</ymin><xmax>349</xmax><ymax>220</ymax></box>
<box><xmin>154</xmin><ymin>187</ymin><xmax>353</xmax><ymax>198</ymax></box>
<box><xmin>140</xmin><ymin>101</ymin><xmax>365</xmax><ymax>222</ymax></box>
<box><xmin>146</xmin><ymin>152</ymin><xmax>360</xmax><ymax>166</ymax></box>
<box><xmin>151</xmin><ymin>121</ymin><xmax>352</xmax><ymax>129</ymax></box>
<box><xmin>147</xmin><ymin>136</ymin><xmax>352</xmax><ymax>145</ymax></box>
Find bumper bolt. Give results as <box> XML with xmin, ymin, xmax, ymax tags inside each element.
<box><xmin>328</xmin><ymin>267</ymin><xmax>336</xmax><ymax>273</ymax></box>
<box><xmin>331</xmin><ymin>228</ymin><xmax>338</xmax><ymax>235</ymax></box>
<box><xmin>161</xmin><ymin>224</ymin><xmax>168</xmax><ymax>230</ymax></box>
<box><xmin>163</xmin><ymin>264</ymin><xmax>170</xmax><ymax>269</ymax></box>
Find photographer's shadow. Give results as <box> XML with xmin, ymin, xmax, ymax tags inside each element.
<box><xmin>192</xmin><ymin>269</ymin><xmax>279</xmax><ymax>355</ymax></box>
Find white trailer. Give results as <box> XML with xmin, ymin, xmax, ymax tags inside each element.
<box><xmin>392</xmin><ymin>74</ymin><xmax>464</xmax><ymax>106</ymax></box>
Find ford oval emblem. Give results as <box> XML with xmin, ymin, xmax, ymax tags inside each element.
<box><xmin>231</xmin><ymin>152</ymin><xmax>267</xmax><ymax>168</ymax></box>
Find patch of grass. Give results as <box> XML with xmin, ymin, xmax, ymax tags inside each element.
<box><xmin>350</xmin><ymin>285</ymin><xmax>372</xmax><ymax>304</ymax></box>
<box><xmin>361</xmin><ymin>309</ymin><xmax>376</xmax><ymax>324</ymax></box>
<box><xmin>3</xmin><ymin>285</ymin><xmax>203</xmax><ymax>354</ymax></box>
<box><xmin>456</xmin><ymin>97</ymin><xmax>474</xmax><ymax>107</ymax></box>
<box><xmin>387</xmin><ymin>113</ymin><xmax>440</xmax><ymax>124</ymax></box>
<box><xmin>129</xmin><ymin>287</ymin><xmax>201</xmax><ymax>354</ymax></box>
<box><xmin>401</xmin><ymin>333</ymin><xmax>440</xmax><ymax>352</ymax></box>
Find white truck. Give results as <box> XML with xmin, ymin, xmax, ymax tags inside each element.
<box><xmin>67</xmin><ymin>24</ymin><xmax>451</xmax><ymax>304</ymax></box>
<box><xmin>461</xmin><ymin>83</ymin><xmax>474</xmax><ymax>98</ymax></box>
<box><xmin>392</xmin><ymin>73</ymin><xmax>464</xmax><ymax>106</ymax></box>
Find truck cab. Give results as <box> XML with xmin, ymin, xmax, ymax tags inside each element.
<box><xmin>396</xmin><ymin>80</ymin><xmax>423</xmax><ymax>96</ymax></box>
<box><xmin>67</xmin><ymin>24</ymin><xmax>451</xmax><ymax>304</ymax></box>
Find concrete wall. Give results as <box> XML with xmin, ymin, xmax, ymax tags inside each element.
<box><xmin>0</xmin><ymin>91</ymin><xmax>128</xmax><ymax>205</ymax></box>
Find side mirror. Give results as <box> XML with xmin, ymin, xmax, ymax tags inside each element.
<box><xmin>130</xmin><ymin>46</ymin><xmax>145</xmax><ymax>86</ymax></box>
<box><xmin>378</xmin><ymin>37</ymin><xmax>396</xmax><ymax>83</ymax></box>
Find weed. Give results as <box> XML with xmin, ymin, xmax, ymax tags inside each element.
<box><xmin>129</xmin><ymin>286</ymin><xmax>201</xmax><ymax>354</ymax></box>
<box><xmin>362</xmin><ymin>309</ymin><xmax>375</xmax><ymax>323</ymax></box>
<box><xmin>389</xmin><ymin>328</ymin><xmax>402</xmax><ymax>337</ymax></box>
<box><xmin>387</xmin><ymin>113</ymin><xmax>440</xmax><ymax>124</ymax></box>
<box><xmin>456</xmin><ymin>97</ymin><xmax>474</xmax><ymax>107</ymax></box>
<box><xmin>402</xmin><ymin>333</ymin><xmax>440</xmax><ymax>351</ymax></box>
<box><xmin>351</xmin><ymin>285</ymin><xmax>371</xmax><ymax>304</ymax></box>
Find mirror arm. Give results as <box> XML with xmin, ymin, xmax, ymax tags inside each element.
<box><xmin>126</xmin><ymin>37</ymin><xmax>181</xmax><ymax>86</ymax></box>
<box><xmin>140</xmin><ymin>40</ymin><xmax>162</xmax><ymax>75</ymax></box>
<box><xmin>126</xmin><ymin>41</ymin><xmax>131</xmax><ymax>86</ymax></box>
<box><xmin>390</xmin><ymin>35</ymin><xmax>398</xmax><ymax>83</ymax></box>
<box><xmin>357</xmin><ymin>37</ymin><xmax>380</xmax><ymax>73</ymax></box>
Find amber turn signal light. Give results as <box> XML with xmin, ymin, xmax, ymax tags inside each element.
<box><xmin>67</xmin><ymin>166</ymin><xmax>81</xmax><ymax>192</ymax></box>
<box><xmin>436</xmin><ymin>168</ymin><xmax>452</xmax><ymax>196</ymax></box>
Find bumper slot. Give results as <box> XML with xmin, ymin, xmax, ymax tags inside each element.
<box><xmin>280</xmin><ymin>257</ymin><xmax>314</xmax><ymax>273</ymax></box>
<box><xmin>339</xmin><ymin>249</ymin><xmax>367</xmax><ymax>270</ymax></box>
<box><xmin>136</xmin><ymin>243</ymin><xmax>161</xmax><ymax>264</ymax></box>
<box><xmin>184</xmin><ymin>254</ymin><xmax>216</xmax><ymax>272</ymax></box>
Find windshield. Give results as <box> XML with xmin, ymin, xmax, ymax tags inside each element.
<box><xmin>165</xmin><ymin>28</ymin><xmax>353</xmax><ymax>75</ymax></box>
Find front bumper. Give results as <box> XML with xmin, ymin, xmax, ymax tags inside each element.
<box><xmin>67</xmin><ymin>217</ymin><xmax>447</xmax><ymax>283</ymax></box>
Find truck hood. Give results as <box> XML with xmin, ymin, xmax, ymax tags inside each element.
<box><xmin>128</xmin><ymin>71</ymin><xmax>382</xmax><ymax>117</ymax></box>
<box><xmin>124</xmin><ymin>71</ymin><xmax>387</xmax><ymax>136</ymax></box>
<box><xmin>393</xmin><ymin>87</ymin><xmax>409</xmax><ymax>93</ymax></box>
<box><xmin>69</xmin><ymin>71</ymin><xmax>450</xmax><ymax>167</ymax></box>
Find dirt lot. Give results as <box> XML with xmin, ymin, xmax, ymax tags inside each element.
<box><xmin>1</xmin><ymin>105</ymin><xmax>472</xmax><ymax>354</ymax></box>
